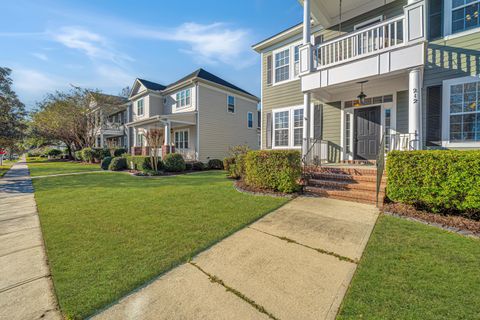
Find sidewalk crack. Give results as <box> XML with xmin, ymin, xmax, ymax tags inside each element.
<box><xmin>189</xmin><ymin>262</ymin><xmax>280</xmax><ymax>320</ymax></box>
<box><xmin>248</xmin><ymin>227</ymin><xmax>358</xmax><ymax>264</ymax></box>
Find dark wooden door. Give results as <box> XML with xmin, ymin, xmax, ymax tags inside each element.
<box><xmin>354</xmin><ymin>106</ymin><xmax>381</xmax><ymax>160</ymax></box>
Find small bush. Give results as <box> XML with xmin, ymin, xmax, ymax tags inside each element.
<box><xmin>224</xmin><ymin>145</ymin><xmax>250</xmax><ymax>179</ymax></box>
<box><xmin>244</xmin><ymin>150</ymin><xmax>301</xmax><ymax>193</ymax></box>
<box><xmin>46</xmin><ymin>148</ymin><xmax>62</xmax><ymax>157</ymax></box>
<box><xmin>125</xmin><ymin>156</ymin><xmax>163</xmax><ymax>172</ymax></box>
<box><xmin>74</xmin><ymin>151</ymin><xmax>83</xmax><ymax>161</ymax></box>
<box><xmin>108</xmin><ymin>157</ymin><xmax>127</xmax><ymax>171</ymax></box>
<box><xmin>81</xmin><ymin>148</ymin><xmax>95</xmax><ymax>163</ymax></box>
<box><xmin>387</xmin><ymin>150</ymin><xmax>480</xmax><ymax>217</ymax></box>
<box><xmin>185</xmin><ymin>162</ymin><xmax>193</xmax><ymax>171</ymax></box>
<box><xmin>191</xmin><ymin>161</ymin><xmax>205</xmax><ymax>171</ymax></box>
<box><xmin>114</xmin><ymin>148</ymin><xmax>128</xmax><ymax>157</ymax></box>
<box><xmin>164</xmin><ymin>153</ymin><xmax>186</xmax><ymax>172</ymax></box>
<box><xmin>93</xmin><ymin>148</ymin><xmax>110</xmax><ymax>161</ymax></box>
<box><xmin>223</xmin><ymin>157</ymin><xmax>235</xmax><ymax>172</ymax></box>
<box><xmin>208</xmin><ymin>159</ymin><xmax>224</xmax><ymax>170</ymax></box>
<box><xmin>101</xmin><ymin>157</ymin><xmax>112</xmax><ymax>170</ymax></box>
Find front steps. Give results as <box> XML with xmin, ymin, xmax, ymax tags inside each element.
<box><xmin>303</xmin><ymin>165</ymin><xmax>386</xmax><ymax>205</ymax></box>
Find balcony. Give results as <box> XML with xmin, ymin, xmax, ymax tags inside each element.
<box><xmin>299</xmin><ymin>0</ymin><xmax>427</xmax><ymax>91</ymax></box>
<box><xmin>96</xmin><ymin>122</ymin><xmax>126</xmax><ymax>137</ymax></box>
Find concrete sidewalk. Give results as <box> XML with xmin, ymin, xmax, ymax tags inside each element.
<box><xmin>0</xmin><ymin>158</ymin><xmax>61</xmax><ymax>320</ymax></box>
<box><xmin>94</xmin><ymin>197</ymin><xmax>378</xmax><ymax>320</ymax></box>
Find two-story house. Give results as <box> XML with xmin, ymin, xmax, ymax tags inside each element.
<box><xmin>126</xmin><ymin>68</ymin><xmax>260</xmax><ymax>162</ymax></box>
<box><xmin>254</xmin><ymin>0</ymin><xmax>480</xmax><ymax>163</ymax></box>
<box><xmin>89</xmin><ymin>93</ymin><xmax>131</xmax><ymax>149</ymax></box>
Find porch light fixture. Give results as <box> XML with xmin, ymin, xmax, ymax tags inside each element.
<box><xmin>356</xmin><ymin>80</ymin><xmax>368</xmax><ymax>105</ymax></box>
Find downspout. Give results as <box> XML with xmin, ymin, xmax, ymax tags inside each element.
<box><xmin>195</xmin><ymin>81</ymin><xmax>200</xmax><ymax>161</ymax></box>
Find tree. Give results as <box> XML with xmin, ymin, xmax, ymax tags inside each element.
<box><xmin>0</xmin><ymin>67</ymin><xmax>26</xmax><ymax>150</ymax></box>
<box><xmin>119</xmin><ymin>86</ymin><xmax>131</xmax><ymax>98</ymax></box>
<box><xmin>144</xmin><ymin>128</ymin><xmax>163</xmax><ymax>172</ymax></box>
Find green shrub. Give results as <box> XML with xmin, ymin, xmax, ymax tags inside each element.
<box><xmin>108</xmin><ymin>157</ymin><xmax>127</xmax><ymax>171</ymax></box>
<box><xmin>387</xmin><ymin>150</ymin><xmax>480</xmax><ymax>217</ymax></box>
<box><xmin>191</xmin><ymin>161</ymin><xmax>205</xmax><ymax>171</ymax></box>
<box><xmin>114</xmin><ymin>148</ymin><xmax>128</xmax><ymax>157</ymax></box>
<box><xmin>81</xmin><ymin>148</ymin><xmax>95</xmax><ymax>163</ymax></box>
<box><xmin>101</xmin><ymin>157</ymin><xmax>112</xmax><ymax>170</ymax></box>
<box><xmin>74</xmin><ymin>151</ymin><xmax>83</xmax><ymax>161</ymax></box>
<box><xmin>125</xmin><ymin>156</ymin><xmax>163</xmax><ymax>171</ymax></box>
<box><xmin>244</xmin><ymin>150</ymin><xmax>301</xmax><ymax>193</ymax></box>
<box><xmin>223</xmin><ymin>157</ymin><xmax>235</xmax><ymax>172</ymax></box>
<box><xmin>208</xmin><ymin>159</ymin><xmax>224</xmax><ymax>170</ymax></box>
<box><xmin>185</xmin><ymin>162</ymin><xmax>193</xmax><ymax>171</ymax></box>
<box><xmin>93</xmin><ymin>148</ymin><xmax>110</xmax><ymax>161</ymax></box>
<box><xmin>46</xmin><ymin>148</ymin><xmax>62</xmax><ymax>157</ymax></box>
<box><xmin>164</xmin><ymin>153</ymin><xmax>186</xmax><ymax>172</ymax></box>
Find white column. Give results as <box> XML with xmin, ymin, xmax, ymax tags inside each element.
<box><xmin>303</xmin><ymin>0</ymin><xmax>311</xmax><ymax>45</ymax></box>
<box><xmin>164</xmin><ymin>121</ymin><xmax>171</xmax><ymax>146</ymax></box>
<box><xmin>302</xmin><ymin>93</ymin><xmax>311</xmax><ymax>158</ymax></box>
<box><xmin>100</xmin><ymin>133</ymin><xmax>104</xmax><ymax>148</ymax></box>
<box><xmin>408</xmin><ymin>68</ymin><xmax>422</xmax><ymax>150</ymax></box>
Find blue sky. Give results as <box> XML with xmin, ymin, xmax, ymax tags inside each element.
<box><xmin>1</xmin><ymin>0</ymin><xmax>302</xmax><ymax>109</ymax></box>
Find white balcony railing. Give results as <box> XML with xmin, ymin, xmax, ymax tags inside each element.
<box><xmin>315</xmin><ymin>16</ymin><xmax>404</xmax><ymax>69</ymax></box>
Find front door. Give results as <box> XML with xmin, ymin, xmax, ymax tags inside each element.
<box><xmin>354</xmin><ymin>106</ymin><xmax>381</xmax><ymax>160</ymax></box>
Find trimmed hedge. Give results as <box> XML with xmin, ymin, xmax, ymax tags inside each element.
<box><xmin>387</xmin><ymin>150</ymin><xmax>480</xmax><ymax>216</ymax></box>
<box><xmin>101</xmin><ymin>157</ymin><xmax>112</xmax><ymax>170</ymax></box>
<box><xmin>244</xmin><ymin>150</ymin><xmax>301</xmax><ymax>193</ymax></box>
<box><xmin>125</xmin><ymin>156</ymin><xmax>163</xmax><ymax>171</ymax></box>
<box><xmin>208</xmin><ymin>159</ymin><xmax>224</xmax><ymax>170</ymax></box>
<box><xmin>46</xmin><ymin>148</ymin><xmax>62</xmax><ymax>157</ymax></box>
<box><xmin>81</xmin><ymin>148</ymin><xmax>95</xmax><ymax>163</ymax></box>
<box><xmin>94</xmin><ymin>148</ymin><xmax>111</xmax><ymax>161</ymax></box>
<box><xmin>164</xmin><ymin>153</ymin><xmax>186</xmax><ymax>172</ymax></box>
<box><xmin>191</xmin><ymin>161</ymin><xmax>205</xmax><ymax>171</ymax></box>
<box><xmin>108</xmin><ymin>157</ymin><xmax>127</xmax><ymax>171</ymax></box>
<box><xmin>113</xmin><ymin>148</ymin><xmax>127</xmax><ymax>157</ymax></box>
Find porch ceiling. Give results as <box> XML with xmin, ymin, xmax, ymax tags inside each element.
<box><xmin>298</xmin><ymin>0</ymin><xmax>397</xmax><ymax>27</ymax></box>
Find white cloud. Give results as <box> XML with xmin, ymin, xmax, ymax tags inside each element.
<box><xmin>12</xmin><ymin>68</ymin><xmax>63</xmax><ymax>94</ymax></box>
<box><xmin>51</xmin><ymin>26</ymin><xmax>133</xmax><ymax>65</ymax></box>
<box><xmin>32</xmin><ymin>52</ymin><xmax>48</xmax><ymax>61</ymax></box>
<box><xmin>94</xmin><ymin>65</ymin><xmax>133</xmax><ymax>88</ymax></box>
<box><xmin>131</xmin><ymin>22</ymin><xmax>256</xmax><ymax>69</ymax></box>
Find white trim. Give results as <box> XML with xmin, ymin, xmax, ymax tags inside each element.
<box><xmin>443</xmin><ymin>26</ymin><xmax>480</xmax><ymax>40</ymax></box>
<box><xmin>173</xmin><ymin>128</ymin><xmax>190</xmax><ymax>150</ymax></box>
<box><xmin>272</xmin><ymin>105</ymin><xmax>304</xmax><ymax>149</ymax></box>
<box><xmin>353</xmin><ymin>15</ymin><xmax>384</xmax><ymax>30</ymax></box>
<box><xmin>196</xmin><ymin>83</ymin><xmax>200</xmax><ymax>161</ymax></box>
<box><xmin>260</xmin><ymin>52</ymin><xmax>264</xmax><ymax>149</ymax></box>
<box><xmin>175</xmin><ymin>88</ymin><xmax>192</xmax><ymax>110</ymax></box>
<box><xmin>444</xmin><ymin>0</ymin><xmax>480</xmax><ymax>37</ymax></box>
<box><xmin>272</xmin><ymin>40</ymin><xmax>303</xmax><ymax>86</ymax></box>
<box><xmin>441</xmin><ymin>75</ymin><xmax>480</xmax><ymax>148</ymax></box>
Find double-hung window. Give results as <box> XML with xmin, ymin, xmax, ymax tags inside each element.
<box><xmin>136</xmin><ymin>133</ymin><xmax>144</xmax><ymax>147</ymax></box>
<box><xmin>275</xmin><ymin>49</ymin><xmax>290</xmax><ymax>83</ymax></box>
<box><xmin>247</xmin><ymin>112</ymin><xmax>253</xmax><ymax>128</ymax></box>
<box><xmin>227</xmin><ymin>95</ymin><xmax>235</xmax><ymax>113</ymax></box>
<box><xmin>273</xmin><ymin>107</ymin><xmax>304</xmax><ymax>148</ymax></box>
<box><xmin>274</xmin><ymin>111</ymin><xmax>289</xmax><ymax>146</ymax></box>
<box><xmin>293</xmin><ymin>109</ymin><xmax>304</xmax><ymax>146</ymax></box>
<box><xmin>294</xmin><ymin>45</ymin><xmax>300</xmax><ymax>77</ymax></box>
<box><xmin>174</xmin><ymin>130</ymin><xmax>189</xmax><ymax>149</ymax></box>
<box><xmin>137</xmin><ymin>99</ymin><xmax>144</xmax><ymax>116</ymax></box>
<box><xmin>448</xmin><ymin>79</ymin><xmax>480</xmax><ymax>142</ymax></box>
<box><xmin>451</xmin><ymin>0</ymin><xmax>480</xmax><ymax>33</ymax></box>
<box><xmin>176</xmin><ymin>89</ymin><xmax>191</xmax><ymax>109</ymax></box>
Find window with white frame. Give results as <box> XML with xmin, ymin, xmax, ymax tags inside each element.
<box><xmin>451</xmin><ymin>0</ymin><xmax>480</xmax><ymax>34</ymax></box>
<box><xmin>293</xmin><ymin>109</ymin><xmax>304</xmax><ymax>146</ymax></box>
<box><xmin>176</xmin><ymin>89</ymin><xmax>191</xmax><ymax>109</ymax></box>
<box><xmin>294</xmin><ymin>45</ymin><xmax>300</xmax><ymax>77</ymax></box>
<box><xmin>137</xmin><ymin>99</ymin><xmax>144</xmax><ymax>116</ymax></box>
<box><xmin>275</xmin><ymin>49</ymin><xmax>290</xmax><ymax>83</ymax></box>
<box><xmin>274</xmin><ymin>111</ymin><xmax>289</xmax><ymax>146</ymax></box>
<box><xmin>227</xmin><ymin>95</ymin><xmax>235</xmax><ymax>113</ymax></box>
<box><xmin>174</xmin><ymin>130</ymin><xmax>189</xmax><ymax>149</ymax></box>
<box><xmin>448</xmin><ymin>80</ymin><xmax>480</xmax><ymax>141</ymax></box>
<box><xmin>136</xmin><ymin>133</ymin><xmax>144</xmax><ymax>147</ymax></box>
<box><xmin>247</xmin><ymin>112</ymin><xmax>253</xmax><ymax>128</ymax></box>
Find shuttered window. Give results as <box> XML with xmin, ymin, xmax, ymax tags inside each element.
<box><xmin>266</xmin><ymin>55</ymin><xmax>273</xmax><ymax>86</ymax></box>
<box><xmin>313</xmin><ymin>104</ymin><xmax>323</xmax><ymax>139</ymax></box>
<box><xmin>427</xmin><ymin>86</ymin><xmax>442</xmax><ymax>146</ymax></box>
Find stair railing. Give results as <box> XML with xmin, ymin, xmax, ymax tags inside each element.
<box><xmin>301</xmin><ymin>138</ymin><xmax>324</xmax><ymax>189</ymax></box>
<box><xmin>376</xmin><ymin>133</ymin><xmax>386</xmax><ymax>207</ymax></box>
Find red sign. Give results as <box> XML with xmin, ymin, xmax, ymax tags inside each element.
<box><xmin>0</xmin><ymin>149</ymin><xmax>6</xmax><ymax>155</ymax></box>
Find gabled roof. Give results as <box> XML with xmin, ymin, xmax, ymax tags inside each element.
<box><xmin>165</xmin><ymin>68</ymin><xmax>258</xmax><ymax>100</ymax></box>
<box><xmin>90</xmin><ymin>92</ymin><xmax>128</xmax><ymax>105</ymax></box>
<box><xmin>137</xmin><ymin>78</ymin><xmax>166</xmax><ymax>91</ymax></box>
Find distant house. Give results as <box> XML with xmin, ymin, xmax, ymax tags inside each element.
<box><xmin>89</xmin><ymin>93</ymin><xmax>130</xmax><ymax>149</ymax></box>
<box><xmin>127</xmin><ymin>68</ymin><xmax>260</xmax><ymax>162</ymax></box>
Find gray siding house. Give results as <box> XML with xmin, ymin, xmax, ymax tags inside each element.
<box><xmin>127</xmin><ymin>69</ymin><xmax>260</xmax><ymax>162</ymax></box>
<box><xmin>253</xmin><ymin>0</ymin><xmax>480</xmax><ymax>162</ymax></box>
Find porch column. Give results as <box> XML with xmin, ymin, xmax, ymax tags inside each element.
<box><xmin>408</xmin><ymin>67</ymin><xmax>422</xmax><ymax>150</ymax></box>
<box><xmin>303</xmin><ymin>0</ymin><xmax>311</xmax><ymax>45</ymax></box>
<box><xmin>164</xmin><ymin>120</ymin><xmax>171</xmax><ymax>152</ymax></box>
<box><xmin>302</xmin><ymin>93</ymin><xmax>311</xmax><ymax>159</ymax></box>
<box><xmin>100</xmin><ymin>133</ymin><xmax>104</xmax><ymax>148</ymax></box>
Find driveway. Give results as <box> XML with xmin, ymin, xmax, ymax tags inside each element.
<box><xmin>93</xmin><ymin>197</ymin><xmax>379</xmax><ymax>320</ymax></box>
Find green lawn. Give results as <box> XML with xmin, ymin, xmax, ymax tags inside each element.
<box><xmin>33</xmin><ymin>171</ymin><xmax>287</xmax><ymax>318</ymax></box>
<box><xmin>0</xmin><ymin>159</ymin><xmax>16</xmax><ymax>177</ymax></box>
<box><xmin>27</xmin><ymin>158</ymin><xmax>101</xmax><ymax>177</ymax></box>
<box><xmin>338</xmin><ymin>215</ymin><xmax>480</xmax><ymax>319</ymax></box>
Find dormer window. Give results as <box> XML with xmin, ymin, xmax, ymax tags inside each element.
<box><xmin>176</xmin><ymin>88</ymin><xmax>191</xmax><ymax>109</ymax></box>
<box><xmin>137</xmin><ymin>99</ymin><xmax>144</xmax><ymax>116</ymax></box>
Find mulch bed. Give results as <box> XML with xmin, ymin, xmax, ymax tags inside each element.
<box><xmin>383</xmin><ymin>202</ymin><xmax>480</xmax><ymax>237</ymax></box>
<box><xmin>234</xmin><ymin>180</ymin><xmax>297</xmax><ymax>198</ymax></box>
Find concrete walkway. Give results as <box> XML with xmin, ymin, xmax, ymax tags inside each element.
<box><xmin>0</xmin><ymin>158</ymin><xmax>61</xmax><ymax>320</ymax></box>
<box><xmin>93</xmin><ymin>197</ymin><xmax>378</xmax><ymax>320</ymax></box>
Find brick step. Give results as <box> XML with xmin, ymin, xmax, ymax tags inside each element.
<box><xmin>308</xmin><ymin>166</ymin><xmax>379</xmax><ymax>177</ymax></box>
<box><xmin>309</xmin><ymin>172</ymin><xmax>387</xmax><ymax>183</ymax></box>
<box><xmin>308</xmin><ymin>179</ymin><xmax>382</xmax><ymax>192</ymax></box>
<box><xmin>340</xmin><ymin>160</ymin><xmax>376</xmax><ymax>166</ymax></box>
<box><xmin>304</xmin><ymin>186</ymin><xmax>384</xmax><ymax>205</ymax></box>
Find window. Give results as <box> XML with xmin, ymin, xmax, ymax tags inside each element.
<box><xmin>275</xmin><ymin>49</ymin><xmax>290</xmax><ymax>83</ymax></box>
<box><xmin>176</xmin><ymin>89</ymin><xmax>191</xmax><ymax>109</ymax></box>
<box><xmin>227</xmin><ymin>95</ymin><xmax>235</xmax><ymax>113</ymax></box>
<box><xmin>294</xmin><ymin>45</ymin><xmax>300</xmax><ymax>77</ymax></box>
<box><xmin>257</xmin><ymin>110</ymin><xmax>261</xmax><ymax>128</ymax></box>
<box><xmin>429</xmin><ymin>0</ymin><xmax>444</xmax><ymax>39</ymax></box>
<box><xmin>451</xmin><ymin>0</ymin><xmax>480</xmax><ymax>34</ymax></box>
<box><xmin>174</xmin><ymin>130</ymin><xmax>189</xmax><ymax>149</ymax></box>
<box><xmin>137</xmin><ymin>99</ymin><xmax>144</xmax><ymax>116</ymax></box>
<box><xmin>293</xmin><ymin>109</ymin><xmax>304</xmax><ymax>146</ymax></box>
<box><xmin>448</xmin><ymin>80</ymin><xmax>480</xmax><ymax>141</ymax></box>
<box><xmin>247</xmin><ymin>112</ymin><xmax>253</xmax><ymax>128</ymax></box>
<box><xmin>136</xmin><ymin>134</ymin><xmax>144</xmax><ymax>147</ymax></box>
<box><xmin>274</xmin><ymin>111</ymin><xmax>289</xmax><ymax>146</ymax></box>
